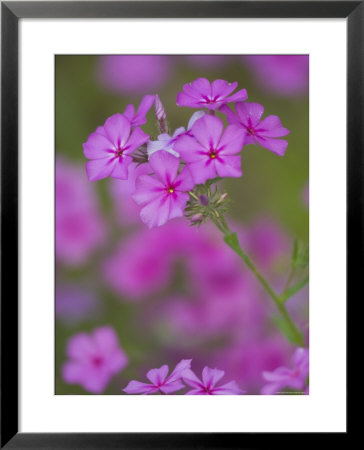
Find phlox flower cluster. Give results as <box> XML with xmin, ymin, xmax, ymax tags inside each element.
<box><xmin>83</xmin><ymin>77</ymin><xmax>289</xmax><ymax>229</ymax></box>
<box><xmin>123</xmin><ymin>359</ymin><xmax>243</xmax><ymax>395</ymax></box>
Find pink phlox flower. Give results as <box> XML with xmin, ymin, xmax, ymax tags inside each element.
<box><xmin>177</xmin><ymin>77</ymin><xmax>247</xmax><ymax>110</ymax></box>
<box><xmin>133</xmin><ymin>151</ymin><xmax>195</xmax><ymax>228</ymax></box>
<box><xmin>183</xmin><ymin>367</ymin><xmax>244</xmax><ymax>395</ymax></box>
<box><xmin>62</xmin><ymin>326</ymin><xmax>128</xmax><ymax>394</ymax></box>
<box><xmin>147</xmin><ymin>111</ymin><xmax>205</xmax><ymax>158</ymax></box>
<box><xmin>261</xmin><ymin>347</ymin><xmax>309</xmax><ymax>395</ymax></box>
<box><xmin>123</xmin><ymin>359</ymin><xmax>192</xmax><ymax>394</ymax></box>
<box><xmin>242</xmin><ymin>55</ymin><xmax>309</xmax><ymax>96</ymax></box>
<box><xmin>122</xmin><ymin>94</ymin><xmax>155</xmax><ymax>127</ymax></box>
<box><xmin>83</xmin><ymin>113</ymin><xmax>149</xmax><ymax>181</ymax></box>
<box><xmin>174</xmin><ymin>114</ymin><xmax>245</xmax><ymax>184</ymax></box>
<box><xmin>220</xmin><ymin>102</ymin><xmax>290</xmax><ymax>156</ymax></box>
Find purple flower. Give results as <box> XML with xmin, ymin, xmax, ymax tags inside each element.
<box><xmin>174</xmin><ymin>115</ymin><xmax>245</xmax><ymax>184</ymax></box>
<box><xmin>133</xmin><ymin>151</ymin><xmax>195</xmax><ymax>228</ymax></box>
<box><xmin>177</xmin><ymin>77</ymin><xmax>247</xmax><ymax>110</ymax></box>
<box><xmin>183</xmin><ymin>367</ymin><xmax>244</xmax><ymax>395</ymax></box>
<box><xmin>147</xmin><ymin>111</ymin><xmax>204</xmax><ymax>158</ymax></box>
<box><xmin>83</xmin><ymin>113</ymin><xmax>149</xmax><ymax>181</ymax></box>
<box><xmin>220</xmin><ymin>102</ymin><xmax>290</xmax><ymax>156</ymax></box>
<box><xmin>261</xmin><ymin>347</ymin><xmax>309</xmax><ymax>395</ymax></box>
<box><xmin>62</xmin><ymin>326</ymin><xmax>128</xmax><ymax>394</ymax></box>
<box><xmin>123</xmin><ymin>359</ymin><xmax>192</xmax><ymax>394</ymax></box>
<box><xmin>122</xmin><ymin>95</ymin><xmax>155</xmax><ymax>127</ymax></box>
<box><xmin>242</xmin><ymin>55</ymin><xmax>309</xmax><ymax>96</ymax></box>
<box><xmin>101</xmin><ymin>229</ymin><xmax>173</xmax><ymax>300</ymax></box>
<box><xmin>97</xmin><ymin>55</ymin><xmax>172</xmax><ymax>95</ymax></box>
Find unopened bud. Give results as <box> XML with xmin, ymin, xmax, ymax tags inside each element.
<box><xmin>155</xmin><ymin>94</ymin><xmax>166</xmax><ymax>121</ymax></box>
<box><xmin>199</xmin><ymin>194</ymin><xmax>209</xmax><ymax>206</ymax></box>
<box><xmin>216</xmin><ymin>193</ymin><xmax>228</xmax><ymax>205</ymax></box>
<box><xmin>191</xmin><ymin>213</ymin><xmax>203</xmax><ymax>223</ymax></box>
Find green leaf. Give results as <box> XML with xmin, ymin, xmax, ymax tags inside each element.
<box><xmin>272</xmin><ymin>315</ymin><xmax>303</xmax><ymax>346</ymax></box>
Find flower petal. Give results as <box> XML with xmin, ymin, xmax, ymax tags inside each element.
<box><xmin>182</xmin><ymin>369</ymin><xmax>203</xmax><ymax>389</ymax></box>
<box><xmin>212</xmin><ymin>381</ymin><xmax>244</xmax><ymax>395</ymax></box>
<box><xmin>104</xmin><ymin>113</ymin><xmax>131</xmax><ymax>148</ymax></box>
<box><xmin>174</xmin><ymin>135</ymin><xmax>206</xmax><ymax>163</ymax></box>
<box><xmin>218</xmin><ymin>125</ymin><xmax>245</xmax><ymax>155</ymax></box>
<box><xmin>67</xmin><ymin>333</ymin><xmax>94</xmax><ymax>360</ymax></box>
<box><xmin>86</xmin><ymin>157</ymin><xmax>116</xmax><ymax>181</ymax></box>
<box><xmin>132</xmin><ymin>94</ymin><xmax>155</xmax><ymax>126</ymax></box>
<box><xmin>215</xmin><ymin>156</ymin><xmax>242</xmax><ymax>178</ymax></box>
<box><xmin>255</xmin><ymin>136</ymin><xmax>288</xmax><ymax>156</ymax></box>
<box><xmin>125</xmin><ymin>127</ymin><xmax>150</xmax><ymax>154</ymax></box>
<box><xmin>211</xmin><ymin>79</ymin><xmax>237</xmax><ymax>99</ymax></box>
<box><xmin>175</xmin><ymin>167</ymin><xmax>195</xmax><ymax>192</ymax></box>
<box><xmin>160</xmin><ymin>380</ymin><xmax>185</xmax><ymax>394</ymax></box>
<box><xmin>191</xmin><ymin>115</ymin><xmax>224</xmax><ymax>150</ymax></box>
<box><xmin>202</xmin><ymin>367</ymin><xmax>224</xmax><ymax>389</ymax></box>
<box><xmin>110</xmin><ymin>156</ymin><xmax>131</xmax><ymax>180</ymax></box>
<box><xmin>146</xmin><ymin>365</ymin><xmax>169</xmax><ymax>385</ymax></box>
<box><xmin>256</xmin><ymin>115</ymin><xmax>290</xmax><ymax>137</ymax></box>
<box><xmin>149</xmin><ymin>150</ymin><xmax>180</xmax><ymax>183</ymax></box>
<box><xmin>83</xmin><ymin>131</ymin><xmax>114</xmax><ymax>159</ymax></box>
<box><xmin>123</xmin><ymin>380</ymin><xmax>156</xmax><ymax>394</ymax></box>
<box><xmin>187</xmin><ymin>111</ymin><xmax>205</xmax><ymax>130</ymax></box>
<box><xmin>169</xmin><ymin>359</ymin><xmax>192</xmax><ymax>382</ymax></box>
<box><xmin>133</xmin><ymin>175</ymin><xmax>165</xmax><ymax>205</ymax></box>
<box><xmin>224</xmin><ymin>88</ymin><xmax>248</xmax><ymax>104</ymax></box>
<box><xmin>236</xmin><ymin>102</ymin><xmax>264</xmax><ymax>128</ymax></box>
<box><xmin>139</xmin><ymin>195</ymin><xmax>171</xmax><ymax>228</ymax></box>
<box><xmin>187</xmin><ymin>160</ymin><xmax>217</xmax><ymax>184</ymax></box>
<box><xmin>93</xmin><ymin>326</ymin><xmax>119</xmax><ymax>353</ymax></box>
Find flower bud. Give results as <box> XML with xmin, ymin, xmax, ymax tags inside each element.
<box><xmin>199</xmin><ymin>194</ymin><xmax>209</xmax><ymax>206</ymax></box>
<box><xmin>155</xmin><ymin>94</ymin><xmax>166</xmax><ymax>121</ymax></box>
<box><xmin>191</xmin><ymin>213</ymin><xmax>203</xmax><ymax>223</ymax></box>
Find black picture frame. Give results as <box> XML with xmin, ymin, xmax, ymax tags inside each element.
<box><xmin>1</xmin><ymin>1</ymin><xmax>356</xmax><ymax>447</ymax></box>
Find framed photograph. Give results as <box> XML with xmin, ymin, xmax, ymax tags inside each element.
<box><xmin>1</xmin><ymin>1</ymin><xmax>354</xmax><ymax>447</ymax></box>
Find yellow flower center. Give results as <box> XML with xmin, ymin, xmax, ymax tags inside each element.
<box><xmin>168</xmin><ymin>187</ymin><xmax>175</xmax><ymax>194</ymax></box>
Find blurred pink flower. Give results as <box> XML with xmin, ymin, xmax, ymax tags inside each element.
<box><xmin>123</xmin><ymin>359</ymin><xmax>191</xmax><ymax>394</ymax></box>
<box><xmin>98</xmin><ymin>55</ymin><xmax>171</xmax><ymax>95</ymax></box>
<box><xmin>83</xmin><ymin>113</ymin><xmax>149</xmax><ymax>181</ymax></box>
<box><xmin>177</xmin><ymin>77</ymin><xmax>247</xmax><ymax>110</ymax></box>
<box><xmin>261</xmin><ymin>347</ymin><xmax>309</xmax><ymax>394</ymax></box>
<box><xmin>62</xmin><ymin>326</ymin><xmax>128</xmax><ymax>393</ymax></box>
<box><xmin>183</xmin><ymin>367</ymin><xmax>244</xmax><ymax>395</ymax></box>
<box><xmin>133</xmin><ymin>151</ymin><xmax>194</xmax><ymax>228</ymax></box>
<box><xmin>56</xmin><ymin>157</ymin><xmax>106</xmax><ymax>266</ymax></box>
<box><xmin>220</xmin><ymin>102</ymin><xmax>290</xmax><ymax>156</ymax></box>
<box><xmin>56</xmin><ymin>286</ymin><xmax>100</xmax><ymax>324</ymax></box>
<box><xmin>218</xmin><ymin>336</ymin><xmax>292</xmax><ymax>393</ymax></box>
<box><xmin>102</xmin><ymin>228</ymin><xmax>173</xmax><ymax>300</ymax></box>
<box><xmin>175</xmin><ymin>115</ymin><xmax>245</xmax><ymax>184</ymax></box>
<box><xmin>242</xmin><ymin>55</ymin><xmax>309</xmax><ymax>96</ymax></box>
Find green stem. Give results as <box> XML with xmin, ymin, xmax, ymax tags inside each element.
<box><xmin>221</xmin><ymin>227</ymin><xmax>305</xmax><ymax>347</ymax></box>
